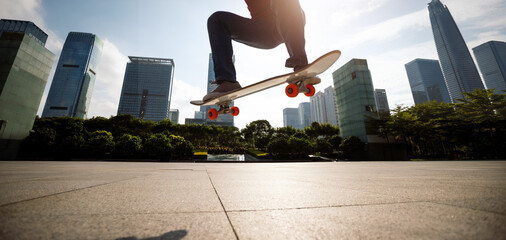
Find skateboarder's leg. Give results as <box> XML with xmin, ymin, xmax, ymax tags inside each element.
<box><xmin>273</xmin><ymin>0</ymin><xmax>308</xmax><ymax>70</ymax></box>
<box><xmin>205</xmin><ymin>11</ymin><xmax>282</xmax><ymax>101</ymax></box>
<box><xmin>207</xmin><ymin>11</ymin><xmax>282</xmax><ymax>83</ymax></box>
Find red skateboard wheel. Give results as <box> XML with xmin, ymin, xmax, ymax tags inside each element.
<box><xmin>304</xmin><ymin>85</ymin><xmax>316</xmax><ymax>97</ymax></box>
<box><xmin>208</xmin><ymin>108</ymin><xmax>218</xmax><ymax>120</ymax></box>
<box><xmin>231</xmin><ymin>106</ymin><xmax>240</xmax><ymax>116</ymax></box>
<box><xmin>285</xmin><ymin>84</ymin><xmax>299</xmax><ymax>98</ymax></box>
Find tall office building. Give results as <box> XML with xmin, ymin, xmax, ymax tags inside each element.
<box><xmin>168</xmin><ymin>109</ymin><xmax>179</xmax><ymax>124</ymax></box>
<box><xmin>374</xmin><ymin>89</ymin><xmax>390</xmax><ymax>113</ymax></box>
<box><xmin>333</xmin><ymin>59</ymin><xmax>377</xmax><ymax>142</ymax></box>
<box><xmin>323</xmin><ymin>86</ymin><xmax>338</xmax><ymax>126</ymax></box>
<box><xmin>283</xmin><ymin>108</ymin><xmax>300</xmax><ymax>129</ymax></box>
<box><xmin>42</xmin><ymin>32</ymin><xmax>103</xmax><ymax>118</ymax></box>
<box><xmin>200</xmin><ymin>53</ymin><xmax>234</xmax><ymax>126</ymax></box>
<box><xmin>310</xmin><ymin>86</ymin><xmax>338</xmax><ymax>126</ymax></box>
<box><xmin>310</xmin><ymin>91</ymin><xmax>325</xmax><ymax>123</ymax></box>
<box><xmin>117</xmin><ymin>57</ymin><xmax>175</xmax><ymax>122</ymax></box>
<box><xmin>298</xmin><ymin>102</ymin><xmax>311</xmax><ymax>129</ymax></box>
<box><xmin>428</xmin><ymin>0</ymin><xmax>483</xmax><ymax>102</ymax></box>
<box><xmin>405</xmin><ymin>59</ymin><xmax>451</xmax><ymax>104</ymax></box>
<box><xmin>0</xmin><ymin>19</ymin><xmax>55</xmax><ymax>158</ymax></box>
<box><xmin>473</xmin><ymin>41</ymin><xmax>506</xmax><ymax>94</ymax></box>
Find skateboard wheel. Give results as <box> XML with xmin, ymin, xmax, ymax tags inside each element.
<box><xmin>304</xmin><ymin>85</ymin><xmax>316</xmax><ymax>97</ymax></box>
<box><xmin>285</xmin><ymin>84</ymin><xmax>299</xmax><ymax>98</ymax></box>
<box><xmin>231</xmin><ymin>106</ymin><xmax>240</xmax><ymax>116</ymax></box>
<box><xmin>208</xmin><ymin>108</ymin><xmax>218</xmax><ymax>120</ymax></box>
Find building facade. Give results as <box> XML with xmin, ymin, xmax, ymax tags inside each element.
<box><xmin>199</xmin><ymin>53</ymin><xmax>234</xmax><ymax>126</ymax></box>
<box><xmin>117</xmin><ymin>57</ymin><xmax>175</xmax><ymax>122</ymax></box>
<box><xmin>374</xmin><ymin>89</ymin><xmax>390</xmax><ymax>113</ymax></box>
<box><xmin>428</xmin><ymin>0</ymin><xmax>483</xmax><ymax>102</ymax></box>
<box><xmin>0</xmin><ymin>19</ymin><xmax>55</xmax><ymax>158</ymax></box>
<box><xmin>168</xmin><ymin>109</ymin><xmax>179</xmax><ymax>124</ymax></box>
<box><xmin>310</xmin><ymin>86</ymin><xmax>338</xmax><ymax>126</ymax></box>
<box><xmin>405</xmin><ymin>59</ymin><xmax>451</xmax><ymax>104</ymax></box>
<box><xmin>283</xmin><ymin>108</ymin><xmax>300</xmax><ymax>129</ymax></box>
<box><xmin>333</xmin><ymin>59</ymin><xmax>377</xmax><ymax>142</ymax></box>
<box><xmin>298</xmin><ymin>102</ymin><xmax>311</xmax><ymax>129</ymax></box>
<box><xmin>473</xmin><ymin>41</ymin><xmax>506</xmax><ymax>94</ymax></box>
<box><xmin>42</xmin><ymin>32</ymin><xmax>103</xmax><ymax>118</ymax></box>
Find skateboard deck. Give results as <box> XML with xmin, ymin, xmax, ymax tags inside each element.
<box><xmin>191</xmin><ymin>50</ymin><xmax>341</xmax><ymax>120</ymax></box>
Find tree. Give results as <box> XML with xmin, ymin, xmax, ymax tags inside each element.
<box><xmin>340</xmin><ymin>136</ymin><xmax>365</xmax><ymax>158</ymax></box>
<box><xmin>85</xmin><ymin>130</ymin><xmax>115</xmax><ymax>158</ymax></box>
<box><xmin>115</xmin><ymin>134</ymin><xmax>142</xmax><ymax>158</ymax></box>
<box><xmin>169</xmin><ymin>135</ymin><xmax>195</xmax><ymax>160</ymax></box>
<box><xmin>242</xmin><ymin>120</ymin><xmax>274</xmax><ymax>149</ymax></box>
<box><xmin>142</xmin><ymin>133</ymin><xmax>172</xmax><ymax>159</ymax></box>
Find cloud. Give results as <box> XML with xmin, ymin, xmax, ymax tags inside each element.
<box><xmin>330</xmin><ymin>0</ymin><xmax>393</xmax><ymax>27</ymax></box>
<box><xmin>170</xmin><ymin>78</ymin><xmax>207</xmax><ymax>124</ymax></box>
<box><xmin>87</xmin><ymin>39</ymin><xmax>129</xmax><ymax>118</ymax></box>
<box><xmin>334</xmin><ymin>8</ymin><xmax>429</xmax><ymax>50</ymax></box>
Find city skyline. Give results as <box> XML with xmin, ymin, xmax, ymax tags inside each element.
<box><xmin>2</xmin><ymin>0</ymin><xmax>505</xmax><ymax>129</ymax></box>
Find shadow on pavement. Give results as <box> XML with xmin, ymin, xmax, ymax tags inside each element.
<box><xmin>116</xmin><ymin>230</ymin><xmax>188</xmax><ymax>240</ymax></box>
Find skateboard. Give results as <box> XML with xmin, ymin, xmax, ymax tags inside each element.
<box><xmin>190</xmin><ymin>50</ymin><xmax>341</xmax><ymax>120</ymax></box>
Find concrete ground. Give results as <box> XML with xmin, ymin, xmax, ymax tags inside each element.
<box><xmin>0</xmin><ymin>161</ymin><xmax>505</xmax><ymax>240</ymax></box>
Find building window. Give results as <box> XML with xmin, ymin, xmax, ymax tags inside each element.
<box><xmin>352</xmin><ymin>72</ymin><xmax>357</xmax><ymax>79</ymax></box>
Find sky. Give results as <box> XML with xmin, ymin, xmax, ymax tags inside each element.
<box><xmin>1</xmin><ymin>0</ymin><xmax>506</xmax><ymax>129</ymax></box>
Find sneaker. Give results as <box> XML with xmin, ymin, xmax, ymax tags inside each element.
<box><xmin>203</xmin><ymin>81</ymin><xmax>242</xmax><ymax>101</ymax></box>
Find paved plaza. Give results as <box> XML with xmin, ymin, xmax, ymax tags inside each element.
<box><xmin>0</xmin><ymin>160</ymin><xmax>505</xmax><ymax>239</ymax></box>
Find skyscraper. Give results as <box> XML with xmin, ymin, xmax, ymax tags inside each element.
<box><xmin>405</xmin><ymin>59</ymin><xmax>451</xmax><ymax>104</ymax></box>
<box><xmin>310</xmin><ymin>91</ymin><xmax>325</xmax><ymax>123</ymax></box>
<box><xmin>168</xmin><ymin>109</ymin><xmax>179</xmax><ymax>124</ymax></box>
<box><xmin>309</xmin><ymin>86</ymin><xmax>338</xmax><ymax>126</ymax></box>
<box><xmin>298</xmin><ymin>102</ymin><xmax>311</xmax><ymax>129</ymax></box>
<box><xmin>428</xmin><ymin>0</ymin><xmax>483</xmax><ymax>102</ymax></box>
<box><xmin>42</xmin><ymin>32</ymin><xmax>103</xmax><ymax>118</ymax></box>
<box><xmin>283</xmin><ymin>108</ymin><xmax>300</xmax><ymax>129</ymax></box>
<box><xmin>374</xmin><ymin>89</ymin><xmax>390</xmax><ymax>113</ymax></box>
<box><xmin>117</xmin><ymin>57</ymin><xmax>175</xmax><ymax>122</ymax></box>
<box><xmin>0</xmin><ymin>19</ymin><xmax>55</xmax><ymax>158</ymax></box>
<box><xmin>333</xmin><ymin>59</ymin><xmax>377</xmax><ymax>142</ymax></box>
<box><xmin>473</xmin><ymin>41</ymin><xmax>506</xmax><ymax>94</ymax></box>
<box><xmin>200</xmin><ymin>53</ymin><xmax>234</xmax><ymax>126</ymax></box>
<box><xmin>323</xmin><ymin>86</ymin><xmax>338</xmax><ymax>126</ymax></box>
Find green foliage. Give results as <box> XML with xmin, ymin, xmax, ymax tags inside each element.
<box><xmin>169</xmin><ymin>135</ymin><xmax>195</xmax><ymax>160</ymax></box>
<box><xmin>142</xmin><ymin>133</ymin><xmax>172</xmax><ymax>159</ymax></box>
<box><xmin>242</xmin><ymin>120</ymin><xmax>274</xmax><ymax>149</ymax></box>
<box><xmin>340</xmin><ymin>136</ymin><xmax>365</xmax><ymax>154</ymax></box>
<box><xmin>85</xmin><ymin>130</ymin><xmax>115</xmax><ymax>158</ymax></box>
<box><xmin>372</xmin><ymin>89</ymin><xmax>506</xmax><ymax>159</ymax></box>
<box><xmin>115</xmin><ymin>134</ymin><xmax>142</xmax><ymax>157</ymax></box>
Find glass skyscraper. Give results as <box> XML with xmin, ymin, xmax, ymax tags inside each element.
<box><xmin>42</xmin><ymin>32</ymin><xmax>103</xmax><ymax>118</ymax></box>
<box><xmin>298</xmin><ymin>102</ymin><xmax>311</xmax><ymax>129</ymax></box>
<box><xmin>428</xmin><ymin>0</ymin><xmax>483</xmax><ymax>102</ymax></box>
<box><xmin>405</xmin><ymin>59</ymin><xmax>451</xmax><ymax>104</ymax></box>
<box><xmin>0</xmin><ymin>19</ymin><xmax>55</xmax><ymax>158</ymax></box>
<box><xmin>283</xmin><ymin>108</ymin><xmax>299</xmax><ymax>129</ymax></box>
<box><xmin>374</xmin><ymin>89</ymin><xmax>390</xmax><ymax>113</ymax></box>
<box><xmin>473</xmin><ymin>41</ymin><xmax>506</xmax><ymax>94</ymax></box>
<box><xmin>117</xmin><ymin>57</ymin><xmax>175</xmax><ymax>122</ymax></box>
<box><xmin>333</xmin><ymin>59</ymin><xmax>377</xmax><ymax>142</ymax></box>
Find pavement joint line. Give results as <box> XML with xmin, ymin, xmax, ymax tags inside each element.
<box><xmin>226</xmin><ymin>200</ymin><xmax>431</xmax><ymax>213</ymax></box>
<box><xmin>206</xmin><ymin>170</ymin><xmax>240</xmax><ymax>240</ymax></box>
<box><xmin>0</xmin><ymin>175</ymin><xmax>150</xmax><ymax>208</ymax></box>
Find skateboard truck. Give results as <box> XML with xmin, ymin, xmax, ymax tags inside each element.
<box><xmin>285</xmin><ymin>76</ymin><xmax>317</xmax><ymax>98</ymax></box>
<box><xmin>207</xmin><ymin>101</ymin><xmax>240</xmax><ymax>120</ymax></box>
